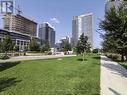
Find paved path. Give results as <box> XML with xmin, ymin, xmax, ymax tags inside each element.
<box><xmin>101</xmin><ymin>56</ymin><xmax>127</xmax><ymax>95</ymax></box>
<box><xmin>0</xmin><ymin>55</ymin><xmax>76</xmax><ymax>63</ymax></box>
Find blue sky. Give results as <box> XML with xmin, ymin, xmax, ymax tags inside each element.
<box><xmin>0</xmin><ymin>0</ymin><xmax>105</xmax><ymax>48</ymax></box>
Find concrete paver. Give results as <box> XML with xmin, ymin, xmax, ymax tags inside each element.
<box><xmin>0</xmin><ymin>55</ymin><xmax>76</xmax><ymax>63</ymax></box>
<box><xmin>101</xmin><ymin>56</ymin><xmax>127</xmax><ymax>95</ymax></box>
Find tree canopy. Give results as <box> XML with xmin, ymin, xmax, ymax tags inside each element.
<box><xmin>41</xmin><ymin>41</ymin><xmax>50</xmax><ymax>52</ymax></box>
<box><xmin>75</xmin><ymin>33</ymin><xmax>90</xmax><ymax>55</ymax></box>
<box><xmin>99</xmin><ymin>5</ymin><xmax>127</xmax><ymax>61</ymax></box>
<box><xmin>2</xmin><ymin>35</ymin><xmax>13</xmax><ymax>54</ymax></box>
<box><xmin>75</xmin><ymin>33</ymin><xmax>91</xmax><ymax>61</ymax></box>
<box><xmin>29</xmin><ymin>38</ymin><xmax>40</xmax><ymax>51</ymax></box>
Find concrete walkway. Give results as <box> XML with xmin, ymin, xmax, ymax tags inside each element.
<box><xmin>0</xmin><ymin>55</ymin><xmax>76</xmax><ymax>63</ymax></box>
<box><xmin>101</xmin><ymin>56</ymin><xmax>127</xmax><ymax>95</ymax></box>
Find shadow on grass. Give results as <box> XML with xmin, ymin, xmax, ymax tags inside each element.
<box><xmin>0</xmin><ymin>61</ymin><xmax>21</xmax><ymax>72</ymax></box>
<box><xmin>92</xmin><ymin>56</ymin><xmax>100</xmax><ymax>60</ymax></box>
<box><xmin>0</xmin><ymin>77</ymin><xmax>22</xmax><ymax>92</ymax></box>
<box><xmin>77</xmin><ymin>58</ymin><xmax>87</xmax><ymax>61</ymax></box>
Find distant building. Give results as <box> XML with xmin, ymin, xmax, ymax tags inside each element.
<box><xmin>72</xmin><ymin>13</ymin><xmax>93</xmax><ymax>48</ymax></box>
<box><xmin>60</xmin><ymin>36</ymin><xmax>71</xmax><ymax>49</ymax></box>
<box><xmin>3</xmin><ymin>13</ymin><xmax>37</xmax><ymax>36</ymax></box>
<box><xmin>0</xmin><ymin>29</ymin><xmax>30</xmax><ymax>50</ymax></box>
<box><xmin>38</xmin><ymin>22</ymin><xmax>55</xmax><ymax>47</ymax></box>
<box><xmin>60</xmin><ymin>36</ymin><xmax>71</xmax><ymax>44</ymax></box>
<box><xmin>55</xmin><ymin>43</ymin><xmax>61</xmax><ymax>49</ymax></box>
<box><xmin>105</xmin><ymin>0</ymin><xmax>127</xmax><ymax>12</ymax></box>
<box><xmin>0</xmin><ymin>29</ymin><xmax>41</xmax><ymax>51</ymax></box>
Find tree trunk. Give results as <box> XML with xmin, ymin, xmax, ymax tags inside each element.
<box><xmin>5</xmin><ymin>51</ymin><xmax>7</xmax><ymax>56</ymax></box>
<box><xmin>125</xmin><ymin>53</ymin><xmax>127</xmax><ymax>61</ymax></box>
<box><xmin>83</xmin><ymin>52</ymin><xmax>84</xmax><ymax>62</ymax></box>
<box><xmin>121</xmin><ymin>53</ymin><xmax>124</xmax><ymax>62</ymax></box>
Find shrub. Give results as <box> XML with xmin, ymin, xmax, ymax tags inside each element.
<box><xmin>0</xmin><ymin>55</ymin><xmax>10</xmax><ymax>60</ymax></box>
<box><xmin>92</xmin><ymin>49</ymin><xmax>99</xmax><ymax>53</ymax></box>
<box><xmin>108</xmin><ymin>54</ymin><xmax>112</xmax><ymax>58</ymax></box>
<box><xmin>47</xmin><ymin>52</ymin><xmax>52</xmax><ymax>55</ymax></box>
<box><xmin>105</xmin><ymin>53</ymin><xmax>119</xmax><ymax>61</ymax></box>
<box><xmin>105</xmin><ymin>53</ymin><xmax>112</xmax><ymax>58</ymax></box>
<box><xmin>13</xmin><ymin>52</ymin><xmax>20</xmax><ymax>56</ymax></box>
<box><xmin>111</xmin><ymin>54</ymin><xmax>119</xmax><ymax>61</ymax></box>
<box><xmin>13</xmin><ymin>45</ymin><xmax>19</xmax><ymax>52</ymax></box>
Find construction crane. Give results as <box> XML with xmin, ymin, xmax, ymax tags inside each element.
<box><xmin>15</xmin><ymin>5</ymin><xmax>22</xmax><ymax>15</ymax></box>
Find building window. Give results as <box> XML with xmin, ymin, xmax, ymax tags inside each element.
<box><xmin>17</xmin><ymin>40</ymin><xmax>20</xmax><ymax>45</ymax></box>
<box><xmin>21</xmin><ymin>41</ymin><xmax>23</xmax><ymax>45</ymax></box>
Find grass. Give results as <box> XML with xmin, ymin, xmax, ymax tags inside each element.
<box><xmin>0</xmin><ymin>53</ymin><xmax>100</xmax><ymax>95</ymax></box>
<box><xmin>119</xmin><ymin>62</ymin><xmax>127</xmax><ymax>70</ymax></box>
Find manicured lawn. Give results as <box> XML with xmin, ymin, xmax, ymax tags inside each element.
<box><xmin>0</xmin><ymin>54</ymin><xmax>100</xmax><ymax>95</ymax></box>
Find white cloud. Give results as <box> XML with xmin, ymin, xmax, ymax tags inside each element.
<box><xmin>50</xmin><ymin>17</ymin><xmax>60</xmax><ymax>24</ymax></box>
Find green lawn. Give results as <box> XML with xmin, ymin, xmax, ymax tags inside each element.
<box><xmin>0</xmin><ymin>54</ymin><xmax>100</xmax><ymax>95</ymax></box>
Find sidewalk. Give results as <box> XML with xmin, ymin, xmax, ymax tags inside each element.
<box><xmin>0</xmin><ymin>55</ymin><xmax>76</xmax><ymax>63</ymax></box>
<box><xmin>101</xmin><ymin>56</ymin><xmax>127</xmax><ymax>95</ymax></box>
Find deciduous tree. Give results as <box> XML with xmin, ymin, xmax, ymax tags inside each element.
<box><xmin>75</xmin><ymin>33</ymin><xmax>90</xmax><ymax>61</ymax></box>
<box><xmin>2</xmin><ymin>35</ymin><xmax>13</xmax><ymax>56</ymax></box>
<box><xmin>29</xmin><ymin>38</ymin><xmax>40</xmax><ymax>51</ymax></box>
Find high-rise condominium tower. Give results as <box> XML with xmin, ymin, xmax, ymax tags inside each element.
<box><xmin>38</xmin><ymin>22</ymin><xmax>55</xmax><ymax>48</ymax></box>
<box><xmin>72</xmin><ymin>13</ymin><xmax>93</xmax><ymax>48</ymax></box>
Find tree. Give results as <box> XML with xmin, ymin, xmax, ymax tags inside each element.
<box><xmin>2</xmin><ymin>35</ymin><xmax>13</xmax><ymax>56</ymax></box>
<box><xmin>44</xmin><ymin>41</ymin><xmax>50</xmax><ymax>51</ymax></box>
<box><xmin>93</xmin><ymin>48</ymin><xmax>99</xmax><ymax>53</ymax></box>
<box><xmin>75</xmin><ymin>41</ymin><xmax>82</xmax><ymax>55</ymax></box>
<box><xmin>29</xmin><ymin>38</ymin><xmax>40</xmax><ymax>51</ymax></box>
<box><xmin>86</xmin><ymin>43</ymin><xmax>91</xmax><ymax>53</ymax></box>
<box><xmin>41</xmin><ymin>41</ymin><xmax>50</xmax><ymax>52</ymax></box>
<box><xmin>0</xmin><ymin>40</ymin><xmax>2</xmax><ymax>53</ymax></box>
<box><xmin>13</xmin><ymin>45</ymin><xmax>19</xmax><ymax>52</ymax></box>
<box><xmin>62</xmin><ymin>42</ymin><xmax>72</xmax><ymax>52</ymax></box>
<box><xmin>99</xmin><ymin>5</ymin><xmax>127</xmax><ymax>61</ymax></box>
<box><xmin>75</xmin><ymin>33</ymin><xmax>90</xmax><ymax>61</ymax></box>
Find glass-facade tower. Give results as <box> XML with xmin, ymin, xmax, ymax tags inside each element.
<box><xmin>72</xmin><ymin>13</ymin><xmax>93</xmax><ymax>49</ymax></box>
